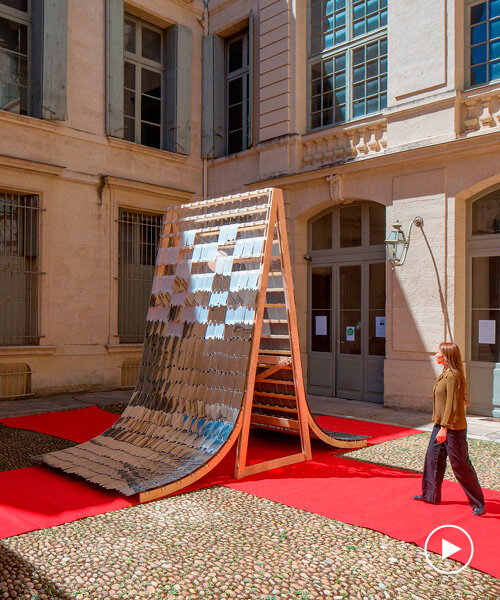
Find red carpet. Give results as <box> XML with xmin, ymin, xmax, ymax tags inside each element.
<box><xmin>225</xmin><ymin>453</ymin><xmax>500</xmax><ymax>579</ymax></box>
<box><xmin>0</xmin><ymin>406</ymin><xmax>120</xmax><ymax>443</ymax></box>
<box><xmin>0</xmin><ymin>406</ymin><xmax>421</xmax><ymax>446</ymax></box>
<box><xmin>0</xmin><ymin>426</ymin><xmax>498</xmax><ymax>578</ymax></box>
<box><xmin>0</xmin><ymin>467</ymin><xmax>136</xmax><ymax>538</ymax></box>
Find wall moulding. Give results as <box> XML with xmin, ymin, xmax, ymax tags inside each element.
<box><xmin>0</xmin><ymin>153</ymin><xmax>64</xmax><ymax>177</ymax></box>
<box><xmin>105</xmin><ymin>343</ymin><xmax>143</xmax><ymax>354</ymax></box>
<box><xmin>104</xmin><ymin>175</ymin><xmax>195</xmax><ymax>202</ymax></box>
<box><xmin>0</xmin><ymin>346</ymin><xmax>57</xmax><ymax>358</ymax></box>
<box><xmin>302</xmin><ymin>118</ymin><xmax>387</xmax><ymax>169</ymax></box>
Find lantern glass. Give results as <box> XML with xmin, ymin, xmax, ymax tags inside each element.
<box><xmin>385</xmin><ymin>229</ymin><xmax>407</xmax><ymax>265</ymax></box>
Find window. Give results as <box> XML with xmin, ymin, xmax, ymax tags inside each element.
<box><xmin>0</xmin><ymin>0</ymin><xmax>29</xmax><ymax>115</ymax></box>
<box><xmin>309</xmin><ymin>201</ymin><xmax>385</xmax><ymax>252</ymax></box>
<box><xmin>123</xmin><ymin>16</ymin><xmax>163</xmax><ymax>149</ymax></box>
<box><xmin>469</xmin><ymin>0</ymin><xmax>500</xmax><ymax>86</ymax></box>
<box><xmin>118</xmin><ymin>209</ymin><xmax>162</xmax><ymax>343</ymax></box>
<box><xmin>309</xmin><ymin>0</ymin><xmax>387</xmax><ymax>129</ymax></box>
<box><xmin>471</xmin><ymin>190</ymin><xmax>500</xmax><ymax>235</ymax></box>
<box><xmin>0</xmin><ymin>191</ymin><xmax>40</xmax><ymax>345</ymax></box>
<box><xmin>226</xmin><ymin>31</ymin><xmax>250</xmax><ymax>155</ymax></box>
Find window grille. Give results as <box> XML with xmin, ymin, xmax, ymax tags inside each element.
<box><xmin>468</xmin><ymin>0</ymin><xmax>500</xmax><ymax>86</ymax></box>
<box><xmin>121</xmin><ymin>357</ymin><xmax>140</xmax><ymax>388</ymax></box>
<box><xmin>0</xmin><ymin>191</ymin><xmax>41</xmax><ymax>346</ymax></box>
<box><xmin>118</xmin><ymin>209</ymin><xmax>162</xmax><ymax>343</ymax></box>
<box><xmin>0</xmin><ymin>0</ymin><xmax>30</xmax><ymax>115</ymax></box>
<box><xmin>123</xmin><ymin>15</ymin><xmax>164</xmax><ymax>149</ymax></box>
<box><xmin>309</xmin><ymin>0</ymin><xmax>387</xmax><ymax>129</ymax></box>
<box><xmin>226</xmin><ymin>31</ymin><xmax>250</xmax><ymax>155</ymax></box>
<box><xmin>0</xmin><ymin>362</ymin><xmax>31</xmax><ymax>398</ymax></box>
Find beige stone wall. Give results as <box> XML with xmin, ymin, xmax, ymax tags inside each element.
<box><xmin>204</xmin><ymin>0</ymin><xmax>500</xmax><ymax>413</ymax></box>
<box><xmin>2</xmin><ymin>0</ymin><xmax>500</xmax><ymax>408</ymax></box>
<box><xmin>0</xmin><ymin>0</ymin><xmax>203</xmax><ymax>396</ymax></box>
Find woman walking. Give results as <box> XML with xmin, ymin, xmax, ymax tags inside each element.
<box><xmin>414</xmin><ymin>342</ymin><xmax>485</xmax><ymax>515</ymax></box>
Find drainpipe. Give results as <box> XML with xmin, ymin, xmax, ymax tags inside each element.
<box><xmin>202</xmin><ymin>0</ymin><xmax>209</xmax><ymax>199</ymax></box>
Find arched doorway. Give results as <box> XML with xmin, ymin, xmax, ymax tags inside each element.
<box><xmin>467</xmin><ymin>188</ymin><xmax>500</xmax><ymax>417</ymax></box>
<box><xmin>307</xmin><ymin>201</ymin><xmax>386</xmax><ymax>403</ymax></box>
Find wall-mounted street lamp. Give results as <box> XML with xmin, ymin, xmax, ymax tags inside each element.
<box><xmin>385</xmin><ymin>216</ymin><xmax>424</xmax><ymax>270</ymax></box>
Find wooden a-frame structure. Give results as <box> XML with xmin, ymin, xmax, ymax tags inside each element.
<box><xmin>139</xmin><ymin>188</ymin><xmax>366</xmax><ymax>503</ymax></box>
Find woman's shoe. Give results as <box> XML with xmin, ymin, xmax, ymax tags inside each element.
<box><xmin>473</xmin><ymin>505</ymin><xmax>485</xmax><ymax>516</ymax></box>
<box><xmin>414</xmin><ymin>495</ymin><xmax>439</xmax><ymax>505</ymax></box>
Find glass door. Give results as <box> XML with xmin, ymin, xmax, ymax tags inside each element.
<box><xmin>308</xmin><ymin>266</ymin><xmax>334</xmax><ymax>395</ymax></box>
<box><xmin>467</xmin><ymin>190</ymin><xmax>500</xmax><ymax>417</ymax></box>
<box><xmin>335</xmin><ymin>261</ymin><xmax>385</xmax><ymax>402</ymax></box>
<box><xmin>307</xmin><ymin>202</ymin><xmax>386</xmax><ymax>401</ymax></box>
<box><xmin>336</xmin><ymin>264</ymin><xmax>362</xmax><ymax>399</ymax></box>
<box><xmin>365</xmin><ymin>261</ymin><xmax>385</xmax><ymax>402</ymax></box>
<box><xmin>468</xmin><ymin>254</ymin><xmax>500</xmax><ymax>416</ymax></box>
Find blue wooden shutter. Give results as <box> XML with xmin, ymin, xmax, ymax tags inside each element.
<box><xmin>31</xmin><ymin>0</ymin><xmax>68</xmax><ymax>120</ymax></box>
<box><xmin>202</xmin><ymin>34</ymin><xmax>225</xmax><ymax>158</ymax></box>
<box><xmin>105</xmin><ymin>0</ymin><xmax>124</xmax><ymax>137</ymax></box>
<box><xmin>165</xmin><ymin>24</ymin><xmax>192</xmax><ymax>155</ymax></box>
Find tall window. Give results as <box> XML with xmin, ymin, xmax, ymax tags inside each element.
<box><xmin>0</xmin><ymin>0</ymin><xmax>29</xmax><ymax>115</ymax></box>
<box><xmin>118</xmin><ymin>209</ymin><xmax>162</xmax><ymax>343</ymax></box>
<box><xmin>309</xmin><ymin>0</ymin><xmax>387</xmax><ymax>130</ymax></box>
<box><xmin>0</xmin><ymin>191</ymin><xmax>40</xmax><ymax>346</ymax></box>
<box><xmin>226</xmin><ymin>31</ymin><xmax>250</xmax><ymax>155</ymax></box>
<box><xmin>469</xmin><ymin>0</ymin><xmax>500</xmax><ymax>86</ymax></box>
<box><xmin>123</xmin><ymin>16</ymin><xmax>163</xmax><ymax>149</ymax></box>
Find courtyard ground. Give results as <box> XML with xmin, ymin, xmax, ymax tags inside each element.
<box><xmin>0</xmin><ymin>393</ymin><xmax>499</xmax><ymax>600</ymax></box>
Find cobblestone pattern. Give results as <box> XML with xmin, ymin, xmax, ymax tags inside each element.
<box><xmin>0</xmin><ymin>426</ymin><xmax>75</xmax><ymax>473</ymax></box>
<box><xmin>1</xmin><ymin>486</ymin><xmax>499</xmax><ymax>600</ymax></box>
<box><xmin>98</xmin><ymin>404</ymin><xmax>128</xmax><ymax>415</ymax></box>
<box><xmin>344</xmin><ymin>433</ymin><xmax>500</xmax><ymax>491</ymax></box>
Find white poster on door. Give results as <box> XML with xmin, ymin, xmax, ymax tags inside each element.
<box><xmin>478</xmin><ymin>320</ymin><xmax>496</xmax><ymax>344</ymax></box>
<box><xmin>315</xmin><ymin>315</ymin><xmax>327</xmax><ymax>336</ymax></box>
<box><xmin>375</xmin><ymin>316</ymin><xmax>386</xmax><ymax>338</ymax></box>
<box><xmin>346</xmin><ymin>326</ymin><xmax>355</xmax><ymax>341</ymax></box>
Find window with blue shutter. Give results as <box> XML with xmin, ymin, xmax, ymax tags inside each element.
<box><xmin>106</xmin><ymin>2</ymin><xmax>192</xmax><ymax>154</ymax></box>
<box><xmin>202</xmin><ymin>33</ymin><xmax>225</xmax><ymax>158</ymax></box>
<box><xmin>122</xmin><ymin>15</ymin><xmax>164</xmax><ymax>149</ymax></box>
<box><xmin>0</xmin><ymin>0</ymin><xmax>30</xmax><ymax>115</ymax></box>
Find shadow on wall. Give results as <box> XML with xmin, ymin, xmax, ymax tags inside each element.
<box><xmin>386</xmin><ymin>219</ymin><xmax>453</xmax><ymax>412</ymax></box>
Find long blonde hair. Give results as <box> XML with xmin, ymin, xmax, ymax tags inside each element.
<box><xmin>439</xmin><ymin>342</ymin><xmax>469</xmax><ymax>405</ymax></box>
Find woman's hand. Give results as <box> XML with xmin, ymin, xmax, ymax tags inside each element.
<box><xmin>436</xmin><ymin>426</ymin><xmax>447</xmax><ymax>443</ymax></box>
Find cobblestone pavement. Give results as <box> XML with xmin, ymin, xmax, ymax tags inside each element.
<box><xmin>0</xmin><ymin>426</ymin><xmax>75</xmax><ymax>473</ymax></box>
<box><xmin>1</xmin><ymin>486</ymin><xmax>499</xmax><ymax>600</ymax></box>
<box><xmin>344</xmin><ymin>433</ymin><xmax>500</xmax><ymax>491</ymax></box>
<box><xmin>0</xmin><ymin>415</ymin><xmax>499</xmax><ymax>600</ymax></box>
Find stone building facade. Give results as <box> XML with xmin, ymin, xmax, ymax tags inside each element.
<box><xmin>1</xmin><ymin>0</ymin><xmax>499</xmax><ymax>417</ymax></box>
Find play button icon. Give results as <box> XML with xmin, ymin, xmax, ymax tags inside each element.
<box><xmin>424</xmin><ymin>525</ymin><xmax>474</xmax><ymax>574</ymax></box>
<box><xmin>442</xmin><ymin>539</ymin><xmax>461</xmax><ymax>560</ymax></box>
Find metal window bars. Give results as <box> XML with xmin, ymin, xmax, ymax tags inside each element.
<box><xmin>0</xmin><ymin>192</ymin><xmax>41</xmax><ymax>346</ymax></box>
<box><xmin>117</xmin><ymin>209</ymin><xmax>163</xmax><ymax>343</ymax></box>
<box><xmin>0</xmin><ymin>362</ymin><xmax>31</xmax><ymax>399</ymax></box>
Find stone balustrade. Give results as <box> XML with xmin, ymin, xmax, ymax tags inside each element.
<box><xmin>302</xmin><ymin>118</ymin><xmax>387</xmax><ymax>168</ymax></box>
<box><xmin>462</xmin><ymin>88</ymin><xmax>500</xmax><ymax>134</ymax></box>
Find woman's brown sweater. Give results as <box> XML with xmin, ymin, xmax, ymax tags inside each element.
<box><xmin>432</xmin><ymin>370</ymin><xmax>467</xmax><ymax>430</ymax></box>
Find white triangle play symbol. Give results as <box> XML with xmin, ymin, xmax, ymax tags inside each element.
<box><xmin>442</xmin><ymin>538</ymin><xmax>461</xmax><ymax>560</ymax></box>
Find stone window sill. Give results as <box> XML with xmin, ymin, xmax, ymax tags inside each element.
<box><xmin>0</xmin><ymin>346</ymin><xmax>57</xmax><ymax>357</ymax></box>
